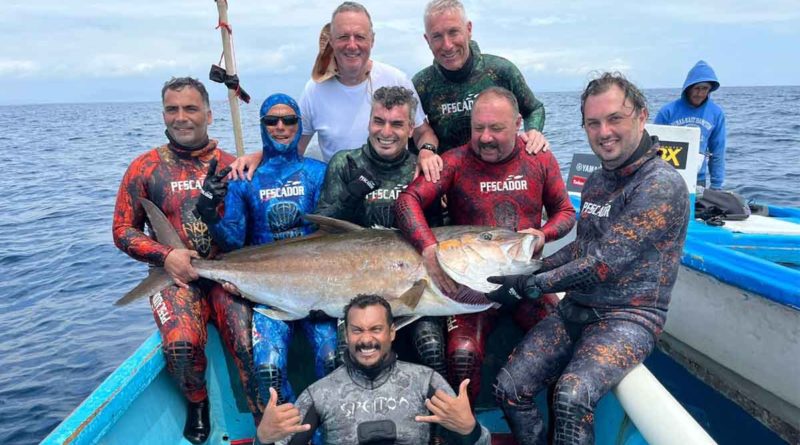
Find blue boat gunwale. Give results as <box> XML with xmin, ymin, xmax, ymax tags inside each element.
<box><xmin>567</xmin><ymin>194</ymin><xmax>800</xmax><ymax>310</ymax></box>
<box><xmin>42</xmin><ymin>333</ymin><xmax>165</xmax><ymax>445</ymax></box>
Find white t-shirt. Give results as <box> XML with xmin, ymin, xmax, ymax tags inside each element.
<box><xmin>299</xmin><ymin>61</ymin><xmax>426</xmax><ymax>162</ymax></box>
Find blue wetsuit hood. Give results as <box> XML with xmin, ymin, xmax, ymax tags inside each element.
<box><xmin>259</xmin><ymin>93</ymin><xmax>303</xmax><ymax>163</ymax></box>
<box><xmin>682</xmin><ymin>60</ymin><xmax>720</xmax><ymax>100</ymax></box>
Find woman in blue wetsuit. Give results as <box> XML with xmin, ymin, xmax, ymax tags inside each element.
<box><xmin>195</xmin><ymin>93</ymin><xmax>337</xmax><ymax>412</ymax></box>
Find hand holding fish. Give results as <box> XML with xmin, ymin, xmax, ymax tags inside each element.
<box><xmin>486</xmin><ymin>274</ymin><xmax>542</xmax><ymax>306</ymax></box>
<box><xmin>164</xmin><ymin>248</ymin><xmax>200</xmax><ymax>288</ymax></box>
<box><xmin>415</xmin><ymin>379</ymin><xmax>477</xmax><ymax>436</ymax></box>
<box><xmin>257</xmin><ymin>387</ymin><xmax>311</xmax><ymax>443</ymax></box>
<box><xmin>517</xmin><ymin>227</ymin><xmax>545</xmax><ymax>257</ymax></box>
<box><xmin>422</xmin><ymin>244</ymin><xmax>458</xmax><ymax>296</ymax></box>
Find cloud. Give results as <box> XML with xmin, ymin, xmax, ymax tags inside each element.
<box><xmin>240</xmin><ymin>44</ymin><xmax>300</xmax><ymax>75</ymax></box>
<box><xmin>0</xmin><ymin>59</ymin><xmax>40</xmax><ymax>77</ymax></box>
<box><xmin>636</xmin><ymin>1</ymin><xmax>800</xmax><ymax>24</ymax></box>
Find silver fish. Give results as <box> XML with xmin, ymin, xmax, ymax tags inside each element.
<box><xmin>118</xmin><ymin>199</ymin><xmax>541</xmax><ymax>320</ymax></box>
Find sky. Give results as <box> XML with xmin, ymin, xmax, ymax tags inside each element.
<box><xmin>1</xmin><ymin>0</ymin><xmax>798</xmax><ymax>106</ymax></box>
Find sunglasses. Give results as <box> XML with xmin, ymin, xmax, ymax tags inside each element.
<box><xmin>261</xmin><ymin>115</ymin><xmax>299</xmax><ymax>126</ymax></box>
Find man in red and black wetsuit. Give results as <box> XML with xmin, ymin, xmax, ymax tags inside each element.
<box><xmin>112</xmin><ymin>77</ymin><xmax>258</xmax><ymax>444</ymax></box>
<box><xmin>395</xmin><ymin>86</ymin><xmax>576</xmax><ymax>403</ymax></box>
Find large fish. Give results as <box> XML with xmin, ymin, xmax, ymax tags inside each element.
<box><xmin>117</xmin><ymin>199</ymin><xmax>542</xmax><ymax>319</ymax></box>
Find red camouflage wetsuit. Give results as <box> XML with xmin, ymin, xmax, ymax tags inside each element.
<box><xmin>395</xmin><ymin>136</ymin><xmax>576</xmax><ymax>402</ymax></box>
<box><xmin>112</xmin><ymin>140</ymin><xmax>259</xmax><ymax>415</ymax></box>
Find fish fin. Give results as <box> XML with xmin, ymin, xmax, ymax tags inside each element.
<box><xmin>303</xmin><ymin>214</ymin><xmax>364</xmax><ymax>233</ymax></box>
<box><xmin>254</xmin><ymin>306</ymin><xmax>301</xmax><ymax>321</ymax></box>
<box><xmin>140</xmin><ymin>198</ymin><xmax>187</xmax><ymax>249</ymax></box>
<box><xmin>399</xmin><ymin>279</ymin><xmax>427</xmax><ymax>309</ymax></box>
<box><xmin>115</xmin><ymin>267</ymin><xmax>172</xmax><ymax>306</ymax></box>
<box><xmin>393</xmin><ymin>315</ymin><xmax>422</xmax><ymax>331</ymax></box>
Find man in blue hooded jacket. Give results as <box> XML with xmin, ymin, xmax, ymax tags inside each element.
<box><xmin>194</xmin><ymin>93</ymin><xmax>338</xmax><ymax>414</ymax></box>
<box><xmin>655</xmin><ymin>60</ymin><xmax>727</xmax><ymax>189</ymax></box>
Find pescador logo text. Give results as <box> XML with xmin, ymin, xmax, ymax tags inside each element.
<box><xmin>440</xmin><ymin>92</ymin><xmax>479</xmax><ymax>115</ymax></box>
<box><xmin>480</xmin><ymin>175</ymin><xmax>528</xmax><ymax>193</ymax></box>
<box><xmin>260</xmin><ymin>180</ymin><xmax>305</xmax><ymax>200</ymax></box>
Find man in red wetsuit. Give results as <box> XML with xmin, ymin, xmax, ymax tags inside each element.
<box><xmin>395</xmin><ymin>86</ymin><xmax>576</xmax><ymax>403</ymax></box>
<box><xmin>112</xmin><ymin>77</ymin><xmax>258</xmax><ymax>444</ymax></box>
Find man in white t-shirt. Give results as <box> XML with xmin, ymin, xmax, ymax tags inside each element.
<box><xmin>231</xmin><ymin>1</ymin><xmax>439</xmax><ymax>175</ymax></box>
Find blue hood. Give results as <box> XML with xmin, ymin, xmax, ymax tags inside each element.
<box><xmin>259</xmin><ymin>93</ymin><xmax>303</xmax><ymax>162</ymax></box>
<box><xmin>682</xmin><ymin>60</ymin><xmax>720</xmax><ymax>95</ymax></box>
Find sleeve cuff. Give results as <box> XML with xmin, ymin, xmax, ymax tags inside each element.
<box><xmin>453</xmin><ymin>422</ymin><xmax>482</xmax><ymax>445</ymax></box>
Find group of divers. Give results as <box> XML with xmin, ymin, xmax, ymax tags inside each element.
<box><xmin>112</xmin><ymin>1</ymin><xmax>728</xmax><ymax>444</ymax></box>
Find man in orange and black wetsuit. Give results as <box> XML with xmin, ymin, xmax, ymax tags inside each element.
<box><xmin>112</xmin><ymin>77</ymin><xmax>258</xmax><ymax>444</ymax></box>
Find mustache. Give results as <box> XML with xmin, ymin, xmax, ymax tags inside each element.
<box><xmin>478</xmin><ymin>141</ymin><xmax>499</xmax><ymax>150</ymax></box>
<box><xmin>356</xmin><ymin>342</ymin><xmax>381</xmax><ymax>352</ymax></box>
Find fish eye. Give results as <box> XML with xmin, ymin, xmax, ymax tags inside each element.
<box><xmin>480</xmin><ymin>232</ymin><xmax>493</xmax><ymax>241</ymax></box>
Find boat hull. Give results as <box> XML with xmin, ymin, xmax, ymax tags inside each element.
<box><xmin>43</xmin><ymin>325</ymin><xmax>712</xmax><ymax>445</ymax></box>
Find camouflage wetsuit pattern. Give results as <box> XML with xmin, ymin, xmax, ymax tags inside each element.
<box><xmin>316</xmin><ymin>142</ymin><xmax>420</xmax><ymax>228</ymax></box>
<box><xmin>494</xmin><ymin>133</ymin><xmax>690</xmax><ymax>445</ymax></box>
<box><xmin>112</xmin><ymin>141</ymin><xmax>258</xmax><ymax>413</ymax></box>
<box><xmin>413</xmin><ymin>40</ymin><xmax>545</xmax><ymax>152</ymax></box>
<box><xmin>395</xmin><ymin>137</ymin><xmax>576</xmax><ymax>401</ymax></box>
<box><xmin>202</xmin><ymin>94</ymin><xmax>337</xmax><ymax>410</ymax></box>
<box><xmin>274</xmin><ymin>354</ymin><xmax>491</xmax><ymax>445</ymax></box>
<box><xmin>315</xmin><ymin>142</ymin><xmax>447</xmax><ymax>376</ymax></box>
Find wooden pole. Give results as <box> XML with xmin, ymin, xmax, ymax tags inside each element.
<box><xmin>215</xmin><ymin>0</ymin><xmax>245</xmax><ymax>156</ymax></box>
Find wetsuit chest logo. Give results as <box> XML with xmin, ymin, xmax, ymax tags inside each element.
<box><xmin>479</xmin><ymin>175</ymin><xmax>528</xmax><ymax>193</ymax></box>
<box><xmin>581</xmin><ymin>201</ymin><xmax>612</xmax><ymax>218</ymax></box>
<box><xmin>170</xmin><ymin>179</ymin><xmax>203</xmax><ymax>192</ymax></box>
<box><xmin>440</xmin><ymin>92</ymin><xmax>479</xmax><ymax>115</ymax></box>
<box><xmin>366</xmin><ymin>183</ymin><xmax>407</xmax><ymax>202</ymax></box>
<box><xmin>259</xmin><ymin>181</ymin><xmax>305</xmax><ymax>200</ymax></box>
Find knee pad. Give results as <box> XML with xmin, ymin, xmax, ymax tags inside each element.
<box><xmin>493</xmin><ymin>368</ymin><xmax>535</xmax><ymax>410</ymax></box>
<box><xmin>256</xmin><ymin>364</ymin><xmax>286</xmax><ymax>404</ymax></box>
<box><xmin>448</xmin><ymin>347</ymin><xmax>480</xmax><ymax>385</ymax></box>
<box><xmin>413</xmin><ymin>320</ymin><xmax>446</xmax><ymax>375</ymax></box>
<box><xmin>164</xmin><ymin>341</ymin><xmax>201</xmax><ymax>375</ymax></box>
<box><xmin>553</xmin><ymin>374</ymin><xmax>594</xmax><ymax>444</ymax></box>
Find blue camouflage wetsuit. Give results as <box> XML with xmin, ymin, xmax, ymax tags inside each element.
<box><xmin>206</xmin><ymin>94</ymin><xmax>337</xmax><ymax>409</ymax></box>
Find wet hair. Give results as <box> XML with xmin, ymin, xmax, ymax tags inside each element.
<box><xmin>474</xmin><ymin>86</ymin><xmax>519</xmax><ymax>116</ymax></box>
<box><xmin>343</xmin><ymin>294</ymin><xmax>394</xmax><ymax>327</ymax></box>
<box><xmin>580</xmin><ymin>72</ymin><xmax>648</xmax><ymax>127</ymax></box>
<box><xmin>161</xmin><ymin>77</ymin><xmax>210</xmax><ymax>108</ymax></box>
<box><xmin>331</xmin><ymin>1</ymin><xmax>374</xmax><ymax>35</ymax></box>
<box><xmin>372</xmin><ymin>86</ymin><xmax>417</xmax><ymax>123</ymax></box>
<box><xmin>424</xmin><ymin>0</ymin><xmax>468</xmax><ymax>27</ymax></box>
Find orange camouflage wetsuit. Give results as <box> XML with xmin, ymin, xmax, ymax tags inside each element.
<box><xmin>112</xmin><ymin>140</ymin><xmax>259</xmax><ymax>415</ymax></box>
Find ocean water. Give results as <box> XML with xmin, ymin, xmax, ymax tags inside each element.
<box><xmin>0</xmin><ymin>86</ymin><xmax>797</xmax><ymax>444</ymax></box>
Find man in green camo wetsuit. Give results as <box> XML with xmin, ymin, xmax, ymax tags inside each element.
<box><xmin>413</xmin><ymin>0</ymin><xmax>549</xmax><ymax>182</ymax></box>
<box><xmin>314</xmin><ymin>85</ymin><xmax>447</xmax><ymax>378</ymax></box>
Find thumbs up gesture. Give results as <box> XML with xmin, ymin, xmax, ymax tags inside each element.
<box><xmin>415</xmin><ymin>379</ymin><xmax>477</xmax><ymax>435</ymax></box>
<box><xmin>256</xmin><ymin>387</ymin><xmax>311</xmax><ymax>443</ymax></box>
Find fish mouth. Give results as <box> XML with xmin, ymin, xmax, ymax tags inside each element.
<box><xmin>436</xmin><ymin>232</ymin><xmax>539</xmax><ymax>293</ymax></box>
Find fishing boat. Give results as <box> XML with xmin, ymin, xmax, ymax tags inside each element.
<box><xmin>41</xmin><ymin>322</ymin><xmax>713</xmax><ymax>445</ymax></box>
<box><xmin>565</xmin><ymin>124</ymin><xmax>800</xmax><ymax>443</ymax></box>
